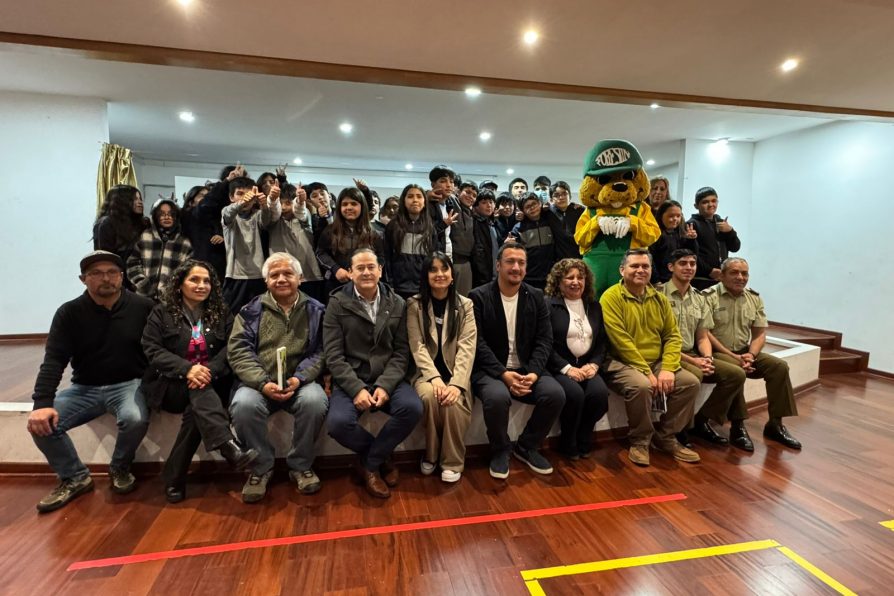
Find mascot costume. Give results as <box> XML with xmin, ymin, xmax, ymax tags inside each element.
<box><xmin>574</xmin><ymin>140</ymin><xmax>660</xmax><ymax>296</ymax></box>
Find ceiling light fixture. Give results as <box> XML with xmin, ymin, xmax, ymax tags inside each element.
<box><xmin>781</xmin><ymin>58</ymin><xmax>799</xmax><ymax>72</ymax></box>
<box><xmin>523</xmin><ymin>30</ymin><xmax>539</xmax><ymax>46</ymax></box>
<box><xmin>650</xmin><ymin>103</ymin><xmax>660</xmax><ymax>109</ymax></box>
<box><xmin>646</xmin><ymin>159</ymin><xmax>656</xmax><ymax>166</ymax></box>
<box><xmin>405</xmin><ymin>163</ymin><xmax>414</xmax><ymax>170</ymax></box>
<box><xmin>293</xmin><ymin>157</ymin><xmax>303</xmax><ymax>165</ymax></box>
<box><xmin>506</xmin><ymin>168</ymin><xmax>515</xmax><ymax>175</ymax></box>
<box><xmin>479</xmin><ymin>131</ymin><xmax>492</xmax><ymax>142</ymax></box>
<box><xmin>178</xmin><ymin>111</ymin><xmax>195</xmax><ymax>123</ymax></box>
<box><xmin>339</xmin><ymin>122</ymin><xmax>354</xmax><ymax>134</ymax></box>
<box><xmin>177</xmin><ymin>0</ymin><xmax>192</xmax><ymax>6</ymax></box>
<box><xmin>465</xmin><ymin>86</ymin><xmax>482</xmax><ymax>98</ymax></box>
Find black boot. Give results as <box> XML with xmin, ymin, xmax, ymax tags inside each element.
<box><xmin>218</xmin><ymin>440</ymin><xmax>259</xmax><ymax>471</ymax></box>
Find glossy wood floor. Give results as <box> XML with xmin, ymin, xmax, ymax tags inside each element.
<box><xmin>3</xmin><ymin>365</ymin><xmax>894</xmax><ymax>594</ymax></box>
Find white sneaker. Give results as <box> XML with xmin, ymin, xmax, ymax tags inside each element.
<box><xmin>441</xmin><ymin>469</ymin><xmax>461</xmax><ymax>483</ymax></box>
<box><xmin>420</xmin><ymin>459</ymin><xmax>436</xmax><ymax>475</ymax></box>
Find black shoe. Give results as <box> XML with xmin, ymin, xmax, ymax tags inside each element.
<box><xmin>37</xmin><ymin>476</ymin><xmax>94</xmax><ymax>513</ymax></box>
<box><xmin>729</xmin><ymin>425</ymin><xmax>754</xmax><ymax>452</ymax></box>
<box><xmin>218</xmin><ymin>440</ymin><xmax>259</xmax><ymax>471</ymax></box>
<box><xmin>691</xmin><ymin>420</ymin><xmax>729</xmax><ymax>445</ymax></box>
<box><xmin>763</xmin><ymin>422</ymin><xmax>802</xmax><ymax>449</ymax></box>
<box><xmin>165</xmin><ymin>485</ymin><xmax>186</xmax><ymax>504</ymax></box>
<box><xmin>512</xmin><ymin>444</ymin><xmax>554</xmax><ymax>475</ymax></box>
<box><xmin>489</xmin><ymin>451</ymin><xmax>511</xmax><ymax>479</ymax></box>
<box><xmin>676</xmin><ymin>431</ymin><xmax>693</xmax><ymax>449</ymax></box>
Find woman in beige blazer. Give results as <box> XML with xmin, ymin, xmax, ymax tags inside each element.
<box><xmin>406</xmin><ymin>252</ymin><xmax>477</xmax><ymax>482</ymax></box>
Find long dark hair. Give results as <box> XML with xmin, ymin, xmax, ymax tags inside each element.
<box><xmin>417</xmin><ymin>252</ymin><xmax>460</xmax><ymax>344</ymax></box>
<box><xmin>95</xmin><ymin>185</ymin><xmax>148</xmax><ymax>248</ymax></box>
<box><xmin>389</xmin><ymin>184</ymin><xmax>434</xmax><ymax>256</ymax></box>
<box><xmin>656</xmin><ymin>200</ymin><xmax>685</xmax><ymax>233</ymax></box>
<box><xmin>330</xmin><ymin>187</ymin><xmax>375</xmax><ymax>255</ymax></box>
<box><xmin>161</xmin><ymin>259</ymin><xmax>228</xmax><ymax>331</ymax></box>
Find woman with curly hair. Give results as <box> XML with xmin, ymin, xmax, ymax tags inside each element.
<box><xmin>93</xmin><ymin>185</ymin><xmax>149</xmax><ymax>277</ymax></box>
<box><xmin>141</xmin><ymin>259</ymin><xmax>257</xmax><ymax>503</ymax></box>
<box><xmin>544</xmin><ymin>258</ymin><xmax>611</xmax><ymax>460</ymax></box>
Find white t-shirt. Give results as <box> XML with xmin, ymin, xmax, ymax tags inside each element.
<box><xmin>501</xmin><ymin>292</ymin><xmax>521</xmax><ymax>369</ymax></box>
<box><xmin>564</xmin><ymin>298</ymin><xmax>593</xmax><ymax>359</ymax></box>
<box><xmin>438</xmin><ymin>202</ymin><xmax>453</xmax><ymax>257</ymax></box>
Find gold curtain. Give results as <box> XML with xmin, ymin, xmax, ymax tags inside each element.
<box><xmin>96</xmin><ymin>143</ymin><xmax>138</xmax><ymax>214</ymax></box>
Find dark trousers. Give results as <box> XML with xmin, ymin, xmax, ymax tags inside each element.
<box><xmin>473</xmin><ymin>374</ymin><xmax>565</xmax><ymax>454</ymax></box>
<box><xmin>554</xmin><ymin>373</ymin><xmax>609</xmax><ymax>454</ymax></box>
<box><xmin>715</xmin><ymin>351</ymin><xmax>798</xmax><ymax>419</ymax></box>
<box><xmin>327</xmin><ymin>382</ymin><xmax>423</xmax><ymax>471</ymax></box>
<box><xmin>162</xmin><ymin>378</ymin><xmax>232</xmax><ymax>487</ymax></box>
<box><xmin>222</xmin><ymin>277</ymin><xmax>267</xmax><ymax>314</ymax></box>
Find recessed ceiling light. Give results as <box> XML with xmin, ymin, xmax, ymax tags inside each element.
<box><xmin>339</xmin><ymin>122</ymin><xmax>353</xmax><ymax>134</ymax></box>
<box><xmin>523</xmin><ymin>30</ymin><xmax>539</xmax><ymax>46</ymax></box>
<box><xmin>405</xmin><ymin>163</ymin><xmax>414</xmax><ymax>170</ymax></box>
<box><xmin>650</xmin><ymin>103</ymin><xmax>660</xmax><ymax>109</ymax></box>
<box><xmin>506</xmin><ymin>168</ymin><xmax>515</xmax><ymax>175</ymax></box>
<box><xmin>781</xmin><ymin>58</ymin><xmax>799</xmax><ymax>72</ymax></box>
<box><xmin>293</xmin><ymin>157</ymin><xmax>303</xmax><ymax>165</ymax></box>
<box><xmin>479</xmin><ymin>131</ymin><xmax>492</xmax><ymax>142</ymax></box>
<box><xmin>646</xmin><ymin>159</ymin><xmax>656</xmax><ymax>166</ymax></box>
<box><xmin>465</xmin><ymin>86</ymin><xmax>482</xmax><ymax>98</ymax></box>
<box><xmin>178</xmin><ymin>111</ymin><xmax>195</xmax><ymax>123</ymax></box>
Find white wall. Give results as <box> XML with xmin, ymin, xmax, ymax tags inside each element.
<box><xmin>0</xmin><ymin>92</ymin><xmax>109</xmax><ymax>334</ymax></box>
<box><xmin>751</xmin><ymin>121</ymin><xmax>894</xmax><ymax>372</ymax></box>
<box><xmin>680</xmin><ymin>138</ymin><xmax>754</xmax><ymax>249</ymax></box>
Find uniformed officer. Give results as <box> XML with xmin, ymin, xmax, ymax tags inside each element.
<box><xmin>657</xmin><ymin>249</ymin><xmax>751</xmax><ymax>451</ymax></box>
<box><xmin>706</xmin><ymin>257</ymin><xmax>801</xmax><ymax>449</ymax></box>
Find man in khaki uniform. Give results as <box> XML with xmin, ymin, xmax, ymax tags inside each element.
<box><xmin>657</xmin><ymin>249</ymin><xmax>751</xmax><ymax>451</ymax></box>
<box><xmin>706</xmin><ymin>257</ymin><xmax>801</xmax><ymax>449</ymax></box>
<box><xmin>600</xmin><ymin>249</ymin><xmax>701</xmax><ymax>467</ymax></box>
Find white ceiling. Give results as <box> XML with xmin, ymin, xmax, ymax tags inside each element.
<box><xmin>0</xmin><ymin>46</ymin><xmax>838</xmax><ymax>175</ymax></box>
<box><xmin>2</xmin><ymin>0</ymin><xmax>893</xmax><ymax>113</ymax></box>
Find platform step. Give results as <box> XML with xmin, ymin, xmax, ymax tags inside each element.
<box><xmin>767</xmin><ymin>323</ymin><xmax>840</xmax><ymax>350</ymax></box>
<box><xmin>820</xmin><ymin>349</ymin><xmax>868</xmax><ymax>375</ymax></box>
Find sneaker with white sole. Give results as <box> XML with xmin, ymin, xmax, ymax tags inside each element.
<box><xmin>440</xmin><ymin>469</ymin><xmax>461</xmax><ymax>483</ymax></box>
<box><xmin>420</xmin><ymin>459</ymin><xmax>436</xmax><ymax>476</ymax></box>
<box><xmin>489</xmin><ymin>451</ymin><xmax>510</xmax><ymax>479</ymax></box>
<box><xmin>511</xmin><ymin>444</ymin><xmax>554</xmax><ymax>475</ymax></box>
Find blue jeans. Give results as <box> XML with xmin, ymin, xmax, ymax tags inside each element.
<box><xmin>32</xmin><ymin>379</ymin><xmax>149</xmax><ymax>481</ymax></box>
<box><xmin>327</xmin><ymin>382</ymin><xmax>422</xmax><ymax>471</ymax></box>
<box><xmin>229</xmin><ymin>382</ymin><xmax>329</xmax><ymax>475</ymax></box>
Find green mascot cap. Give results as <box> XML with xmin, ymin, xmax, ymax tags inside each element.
<box><xmin>582</xmin><ymin>139</ymin><xmax>644</xmax><ymax>178</ymax></box>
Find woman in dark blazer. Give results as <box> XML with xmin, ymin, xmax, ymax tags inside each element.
<box><xmin>544</xmin><ymin>258</ymin><xmax>611</xmax><ymax>459</ymax></box>
<box><xmin>141</xmin><ymin>259</ymin><xmax>257</xmax><ymax>503</ymax></box>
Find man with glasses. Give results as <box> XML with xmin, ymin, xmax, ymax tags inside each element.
<box><xmin>549</xmin><ymin>181</ymin><xmax>585</xmax><ymax>259</ymax></box>
<box><xmin>600</xmin><ymin>249</ymin><xmax>701</xmax><ymax>466</ymax></box>
<box><xmin>27</xmin><ymin>251</ymin><xmax>155</xmax><ymax>513</ymax></box>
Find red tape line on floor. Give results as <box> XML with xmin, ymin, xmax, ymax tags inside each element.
<box><xmin>68</xmin><ymin>492</ymin><xmax>686</xmax><ymax>571</ymax></box>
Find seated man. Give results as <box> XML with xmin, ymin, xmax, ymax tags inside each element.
<box><xmin>657</xmin><ymin>250</ymin><xmax>751</xmax><ymax>451</ymax></box>
<box><xmin>470</xmin><ymin>242</ymin><xmax>565</xmax><ymax>479</ymax></box>
<box><xmin>27</xmin><ymin>250</ymin><xmax>154</xmax><ymax>513</ymax></box>
<box><xmin>600</xmin><ymin>249</ymin><xmax>701</xmax><ymax>466</ymax></box>
<box><xmin>706</xmin><ymin>257</ymin><xmax>801</xmax><ymax>449</ymax></box>
<box><xmin>228</xmin><ymin>252</ymin><xmax>329</xmax><ymax>503</ymax></box>
<box><xmin>324</xmin><ymin>248</ymin><xmax>422</xmax><ymax>498</ymax></box>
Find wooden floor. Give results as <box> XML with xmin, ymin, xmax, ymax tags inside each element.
<box><xmin>1</xmin><ymin>372</ymin><xmax>893</xmax><ymax>594</ymax></box>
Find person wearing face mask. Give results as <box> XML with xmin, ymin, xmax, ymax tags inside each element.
<box><xmin>384</xmin><ymin>184</ymin><xmax>438</xmax><ymax>299</ymax></box>
<box><xmin>649</xmin><ymin>200</ymin><xmax>699</xmax><ymax>284</ymax></box>
<box><xmin>548</xmin><ymin>181</ymin><xmax>585</xmax><ymax>259</ymax></box>
<box><xmin>126</xmin><ymin>198</ymin><xmax>193</xmax><ymax>301</ymax></box>
<box><xmin>687</xmin><ymin>187</ymin><xmax>741</xmax><ymax>290</ymax></box>
<box><xmin>532</xmin><ymin>176</ymin><xmax>552</xmax><ymax>205</ymax></box>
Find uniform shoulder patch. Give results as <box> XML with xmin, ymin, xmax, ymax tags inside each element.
<box><xmin>746</xmin><ymin>288</ymin><xmax>760</xmax><ymax>296</ymax></box>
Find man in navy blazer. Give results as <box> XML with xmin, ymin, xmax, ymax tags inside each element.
<box><xmin>469</xmin><ymin>242</ymin><xmax>565</xmax><ymax>479</ymax></box>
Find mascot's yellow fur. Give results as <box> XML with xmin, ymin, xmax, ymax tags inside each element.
<box><xmin>574</xmin><ymin>140</ymin><xmax>660</xmax><ymax>296</ymax></box>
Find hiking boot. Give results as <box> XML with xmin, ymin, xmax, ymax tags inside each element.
<box><xmin>290</xmin><ymin>469</ymin><xmax>321</xmax><ymax>495</ymax></box>
<box><xmin>36</xmin><ymin>475</ymin><xmax>94</xmax><ymax>513</ymax></box>
<box><xmin>109</xmin><ymin>468</ymin><xmax>137</xmax><ymax>494</ymax></box>
<box><xmin>241</xmin><ymin>470</ymin><xmax>273</xmax><ymax>504</ymax></box>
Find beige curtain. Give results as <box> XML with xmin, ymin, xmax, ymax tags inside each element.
<box><xmin>96</xmin><ymin>143</ymin><xmax>138</xmax><ymax>214</ymax></box>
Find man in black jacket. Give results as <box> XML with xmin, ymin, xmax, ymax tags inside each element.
<box><xmin>687</xmin><ymin>187</ymin><xmax>741</xmax><ymax>289</ymax></box>
<box><xmin>549</xmin><ymin>181</ymin><xmax>586</xmax><ymax>259</ymax></box>
<box><xmin>470</xmin><ymin>243</ymin><xmax>565</xmax><ymax>479</ymax></box>
<box><xmin>27</xmin><ymin>251</ymin><xmax>154</xmax><ymax>513</ymax></box>
<box><xmin>324</xmin><ymin>249</ymin><xmax>422</xmax><ymax>498</ymax></box>
<box><xmin>471</xmin><ymin>190</ymin><xmax>499</xmax><ymax>288</ymax></box>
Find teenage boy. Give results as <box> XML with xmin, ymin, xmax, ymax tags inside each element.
<box><xmin>471</xmin><ymin>190</ymin><xmax>499</xmax><ymax>288</ymax></box>
<box><xmin>221</xmin><ymin>176</ymin><xmax>282</xmax><ymax>313</ymax></box>
<box><xmin>549</xmin><ymin>181</ymin><xmax>585</xmax><ymax>259</ymax></box>
<box><xmin>269</xmin><ymin>183</ymin><xmax>326</xmax><ymax>304</ymax></box>
<box><xmin>532</xmin><ymin>176</ymin><xmax>551</xmax><ymax>204</ymax></box>
<box><xmin>687</xmin><ymin>187</ymin><xmax>741</xmax><ymax>290</ymax></box>
<box><xmin>427</xmin><ymin>164</ymin><xmax>461</xmax><ymax>257</ymax></box>
<box><xmin>450</xmin><ymin>179</ymin><xmax>478</xmax><ymax>296</ymax></box>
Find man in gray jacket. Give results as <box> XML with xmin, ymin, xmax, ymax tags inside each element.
<box><xmin>324</xmin><ymin>248</ymin><xmax>423</xmax><ymax>498</ymax></box>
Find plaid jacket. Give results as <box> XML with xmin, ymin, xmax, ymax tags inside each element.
<box><xmin>126</xmin><ymin>227</ymin><xmax>193</xmax><ymax>300</ymax></box>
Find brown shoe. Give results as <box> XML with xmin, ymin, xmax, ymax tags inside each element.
<box><xmin>628</xmin><ymin>444</ymin><xmax>650</xmax><ymax>466</ymax></box>
<box><xmin>380</xmin><ymin>458</ymin><xmax>399</xmax><ymax>488</ymax></box>
<box><xmin>355</xmin><ymin>459</ymin><xmax>390</xmax><ymax>498</ymax></box>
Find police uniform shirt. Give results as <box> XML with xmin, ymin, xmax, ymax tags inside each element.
<box><xmin>656</xmin><ymin>282</ymin><xmax>713</xmax><ymax>353</ymax></box>
<box><xmin>705</xmin><ymin>284</ymin><xmax>768</xmax><ymax>352</ymax></box>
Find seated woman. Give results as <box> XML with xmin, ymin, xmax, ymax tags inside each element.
<box><xmin>406</xmin><ymin>253</ymin><xmax>477</xmax><ymax>482</ymax></box>
<box><xmin>141</xmin><ymin>259</ymin><xmax>258</xmax><ymax>503</ymax></box>
<box><xmin>544</xmin><ymin>259</ymin><xmax>611</xmax><ymax>460</ymax></box>
<box><xmin>649</xmin><ymin>199</ymin><xmax>698</xmax><ymax>284</ymax></box>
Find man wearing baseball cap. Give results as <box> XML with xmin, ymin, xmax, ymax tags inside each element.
<box><xmin>27</xmin><ymin>250</ymin><xmax>155</xmax><ymax>513</ymax></box>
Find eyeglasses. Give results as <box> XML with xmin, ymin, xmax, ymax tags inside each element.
<box><xmin>85</xmin><ymin>270</ymin><xmax>122</xmax><ymax>279</ymax></box>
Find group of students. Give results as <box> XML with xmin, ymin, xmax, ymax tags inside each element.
<box><xmin>26</xmin><ymin>163</ymin><xmax>772</xmax><ymax>513</ymax></box>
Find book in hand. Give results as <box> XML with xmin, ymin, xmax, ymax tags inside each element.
<box><xmin>276</xmin><ymin>346</ymin><xmax>287</xmax><ymax>389</ymax></box>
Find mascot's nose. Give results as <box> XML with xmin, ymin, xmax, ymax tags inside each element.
<box><xmin>612</xmin><ymin>182</ymin><xmax>628</xmax><ymax>192</ymax></box>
